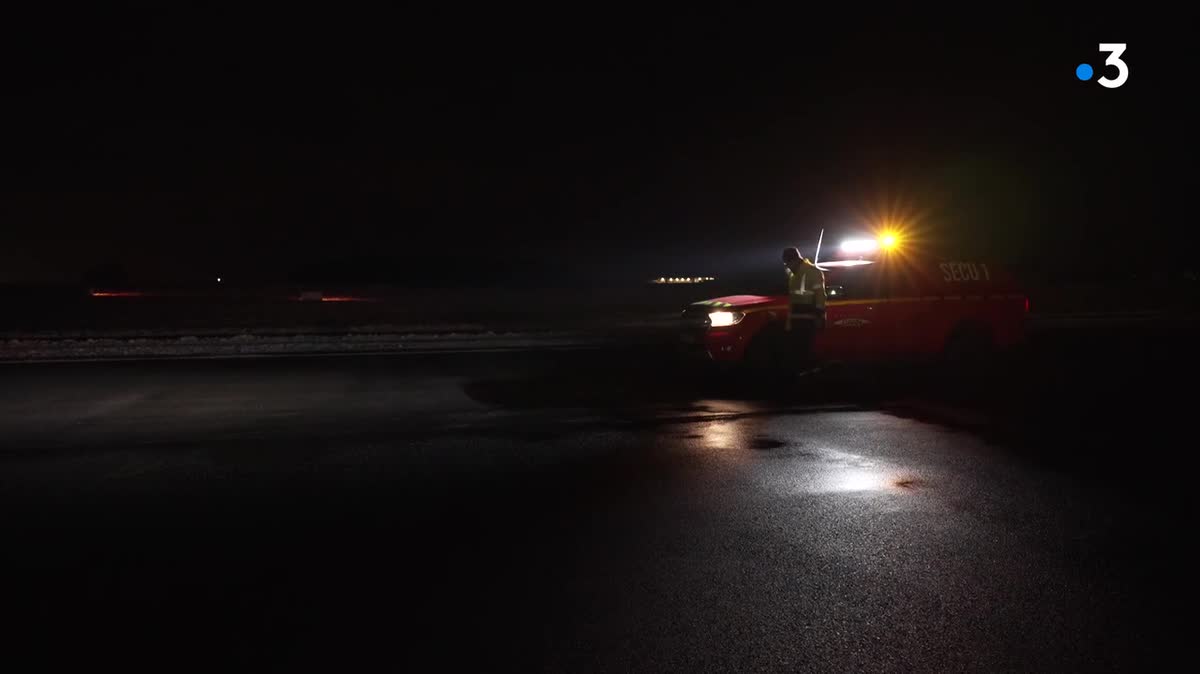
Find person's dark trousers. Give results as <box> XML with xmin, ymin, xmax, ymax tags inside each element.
<box><xmin>786</xmin><ymin>308</ymin><xmax>825</xmax><ymax>371</ymax></box>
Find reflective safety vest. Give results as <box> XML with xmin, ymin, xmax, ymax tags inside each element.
<box><xmin>786</xmin><ymin>261</ymin><xmax>826</xmax><ymax>329</ymax></box>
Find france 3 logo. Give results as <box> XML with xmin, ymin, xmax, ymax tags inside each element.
<box><xmin>1075</xmin><ymin>44</ymin><xmax>1128</xmax><ymax>88</ymax></box>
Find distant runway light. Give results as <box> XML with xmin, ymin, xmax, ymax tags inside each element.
<box><xmin>650</xmin><ymin>275</ymin><xmax>716</xmax><ymax>284</ymax></box>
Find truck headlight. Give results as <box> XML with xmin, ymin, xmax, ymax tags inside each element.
<box><xmin>708</xmin><ymin>311</ymin><xmax>745</xmax><ymax>328</ymax></box>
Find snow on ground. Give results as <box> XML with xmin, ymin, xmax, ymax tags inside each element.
<box><xmin>0</xmin><ymin>330</ymin><xmax>620</xmax><ymax>362</ymax></box>
<box><xmin>4</xmin><ymin>309</ymin><xmax>1179</xmax><ymax>362</ymax></box>
<box><xmin>0</xmin><ymin>323</ymin><xmax>497</xmax><ymax>341</ymax></box>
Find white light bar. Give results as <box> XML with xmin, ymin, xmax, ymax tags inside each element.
<box><xmin>816</xmin><ymin>259</ymin><xmax>875</xmax><ymax>268</ymax></box>
<box><xmin>839</xmin><ymin>239</ymin><xmax>878</xmax><ymax>254</ymax></box>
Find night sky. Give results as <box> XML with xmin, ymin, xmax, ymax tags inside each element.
<box><xmin>2</xmin><ymin>8</ymin><xmax>1189</xmax><ymax>286</ymax></box>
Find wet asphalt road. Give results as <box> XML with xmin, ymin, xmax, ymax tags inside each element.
<box><xmin>1</xmin><ymin>327</ymin><xmax>1194</xmax><ymax>670</ymax></box>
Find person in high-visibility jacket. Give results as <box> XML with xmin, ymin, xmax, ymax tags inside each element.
<box><xmin>782</xmin><ymin>247</ymin><xmax>826</xmax><ymax>369</ymax></box>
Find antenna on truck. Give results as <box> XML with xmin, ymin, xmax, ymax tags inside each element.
<box><xmin>813</xmin><ymin>228</ymin><xmax>825</xmax><ymax>267</ymax></box>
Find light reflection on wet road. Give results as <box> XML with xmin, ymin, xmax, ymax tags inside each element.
<box><xmin>0</xmin><ymin>352</ymin><xmax>1184</xmax><ymax>670</ymax></box>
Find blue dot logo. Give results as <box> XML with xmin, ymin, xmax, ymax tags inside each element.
<box><xmin>1075</xmin><ymin>63</ymin><xmax>1094</xmax><ymax>81</ymax></box>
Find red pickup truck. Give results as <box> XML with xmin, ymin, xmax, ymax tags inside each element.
<box><xmin>680</xmin><ymin>254</ymin><xmax>1027</xmax><ymax>368</ymax></box>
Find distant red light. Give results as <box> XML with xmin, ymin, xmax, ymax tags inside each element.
<box><xmin>1025</xmin><ymin>297</ymin><xmax>1030</xmax><ymax>313</ymax></box>
<box><xmin>319</xmin><ymin>296</ymin><xmax>370</xmax><ymax>303</ymax></box>
<box><xmin>89</xmin><ymin>291</ymin><xmax>145</xmax><ymax>298</ymax></box>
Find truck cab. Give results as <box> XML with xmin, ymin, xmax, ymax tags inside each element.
<box><xmin>680</xmin><ymin>251</ymin><xmax>1027</xmax><ymax>367</ymax></box>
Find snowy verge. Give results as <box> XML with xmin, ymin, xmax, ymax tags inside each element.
<box><xmin>0</xmin><ymin>330</ymin><xmax>620</xmax><ymax>362</ymax></box>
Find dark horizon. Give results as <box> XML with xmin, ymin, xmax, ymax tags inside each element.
<box><xmin>3</xmin><ymin>9</ymin><xmax>1189</xmax><ymax>286</ymax></box>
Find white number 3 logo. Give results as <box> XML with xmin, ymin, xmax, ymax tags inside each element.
<box><xmin>1097</xmin><ymin>43</ymin><xmax>1129</xmax><ymax>89</ymax></box>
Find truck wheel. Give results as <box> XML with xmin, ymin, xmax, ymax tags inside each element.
<box><xmin>940</xmin><ymin>322</ymin><xmax>995</xmax><ymax>387</ymax></box>
<box><xmin>743</xmin><ymin>328</ymin><xmax>784</xmax><ymax>378</ymax></box>
<box><xmin>942</xmin><ymin>323</ymin><xmax>994</xmax><ymax>363</ymax></box>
